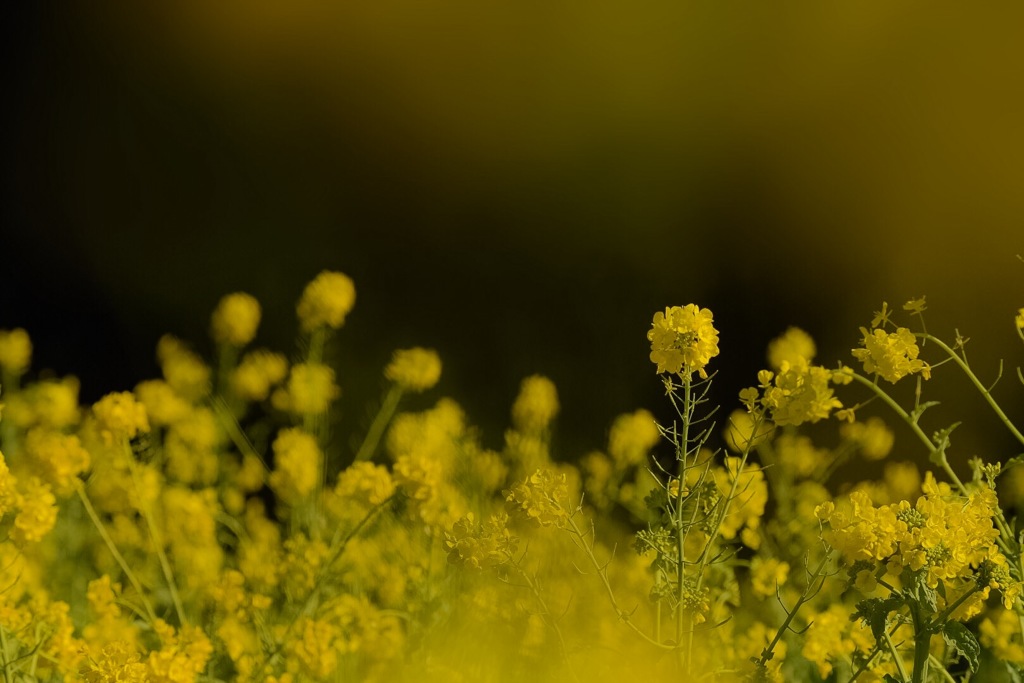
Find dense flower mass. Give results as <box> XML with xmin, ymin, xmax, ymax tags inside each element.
<box><xmin>647</xmin><ymin>305</ymin><xmax>720</xmax><ymax>378</ymax></box>
<box><xmin>0</xmin><ymin>278</ymin><xmax>1022</xmax><ymax>683</ymax></box>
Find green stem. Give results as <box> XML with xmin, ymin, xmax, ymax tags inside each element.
<box><xmin>920</xmin><ymin>334</ymin><xmax>1024</xmax><ymax>448</ymax></box>
<box><xmin>910</xmin><ymin>605</ymin><xmax>930</xmax><ymax>683</ymax></box>
<box><xmin>883</xmin><ymin>629</ymin><xmax>910</xmax><ymax>683</ymax></box>
<box><xmin>757</xmin><ymin>550</ymin><xmax>833</xmax><ymax>669</ymax></box>
<box><xmin>76</xmin><ymin>485</ymin><xmax>158</xmax><ymax>626</ymax></box>
<box><xmin>354</xmin><ymin>385</ymin><xmax>403</xmax><ymax>462</ymax></box>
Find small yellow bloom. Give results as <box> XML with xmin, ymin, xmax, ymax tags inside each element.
<box><xmin>296</xmin><ymin>270</ymin><xmax>356</xmax><ymax>332</ymax></box>
<box><xmin>210</xmin><ymin>292</ymin><xmax>261</xmax><ymax>346</ymax></box>
<box><xmin>384</xmin><ymin>347</ymin><xmax>441</xmax><ymax>392</ymax></box>
<box><xmin>1016</xmin><ymin>307</ymin><xmax>1024</xmax><ymax>331</ymax></box>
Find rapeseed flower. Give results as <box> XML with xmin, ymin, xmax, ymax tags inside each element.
<box><xmin>852</xmin><ymin>326</ymin><xmax>930</xmax><ymax>383</ymax></box>
<box><xmin>647</xmin><ymin>304</ymin><xmax>719</xmax><ymax>379</ymax></box>
<box><xmin>511</xmin><ymin>375</ymin><xmax>559</xmax><ymax>433</ymax></box>
<box><xmin>0</xmin><ymin>328</ymin><xmax>31</xmax><ymax>375</ymax></box>
<box><xmin>296</xmin><ymin>270</ymin><xmax>356</xmax><ymax>332</ymax></box>
<box><xmin>385</xmin><ymin>347</ymin><xmax>441</xmax><ymax>392</ymax></box>
<box><xmin>210</xmin><ymin>292</ymin><xmax>261</xmax><ymax>347</ymax></box>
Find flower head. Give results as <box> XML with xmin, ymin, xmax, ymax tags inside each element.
<box><xmin>210</xmin><ymin>292</ymin><xmax>261</xmax><ymax>347</ymax></box>
<box><xmin>384</xmin><ymin>347</ymin><xmax>441</xmax><ymax>392</ymax></box>
<box><xmin>0</xmin><ymin>329</ymin><xmax>31</xmax><ymax>375</ymax></box>
<box><xmin>296</xmin><ymin>271</ymin><xmax>356</xmax><ymax>333</ymax></box>
<box><xmin>852</xmin><ymin>327</ymin><xmax>930</xmax><ymax>383</ymax></box>
<box><xmin>647</xmin><ymin>305</ymin><xmax>720</xmax><ymax>379</ymax></box>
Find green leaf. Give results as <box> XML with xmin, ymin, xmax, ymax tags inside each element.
<box><xmin>942</xmin><ymin>621</ymin><xmax>980</xmax><ymax>673</ymax></box>
<box><xmin>852</xmin><ymin>597</ymin><xmax>904</xmax><ymax>642</ymax></box>
<box><xmin>909</xmin><ymin>400</ymin><xmax>941</xmax><ymax>423</ymax></box>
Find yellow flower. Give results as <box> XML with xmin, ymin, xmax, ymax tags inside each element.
<box><xmin>903</xmin><ymin>296</ymin><xmax>927</xmax><ymax>315</ymax></box>
<box><xmin>92</xmin><ymin>392</ymin><xmax>150</xmax><ymax>444</ymax></box>
<box><xmin>750</xmin><ymin>557</ymin><xmax>789</xmax><ymax>599</ymax></box>
<box><xmin>767</xmin><ymin>327</ymin><xmax>816</xmax><ymax>370</ymax></box>
<box><xmin>607</xmin><ymin>409</ymin><xmax>659</xmax><ymax>468</ymax></box>
<box><xmin>647</xmin><ymin>305</ymin><xmax>720</xmax><ymax>379</ymax></box>
<box><xmin>210</xmin><ymin>292</ymin><xmax>261</xmax><ymax>347</ymax></box>
<box><xmin>296</xmin><ymin>270</ymin><xmax>356</xmax><ymax>332</ymax></box>
<box><xmin>1016</xmin><ymin>307</ymin><xmax>1024</xmax><ymax>331</ymax></box>
<box><xmin>751</xmin><ymin>361</ymin><xmax>843</xmax><ymax>426</ymax></box>
<box><xmin>852</xmin><ymin>327</ymin><xmax>930</xmax><ymax>383</ymax></box>
<box><xmin>511</xmin><ymin>375</ymin><xmax>559</xmax><ymax>433</ymax></box>
<box><xmin>505</xmin><ymin>469</ymin><xmax>569</xmax><ymax>527</ymax></box>
<box><xmin>268</xmin><ymin>428</ymin><xmax>322</xmax><ymax>504</ymax></box>
<box><xmin>231</xmin><ymin>349</ymin><xmax>288</xmax><ymax>402</ymax></box>
<box><xmin>22</xmin><ymin>428</ymin><xmax>91</xmax><ymax>496</ymax></box>
<box><xmin>271</xmin><ymin>363</ymin><xmax>340</xmax><ymax>415</ymax></box>
<box><xmin>0</xmin><ymin>328</ymin><xmax>31</xmax><ymax>375</ymax></box>
<box><xmin>384</xmin><ymin>347</ymin><xmax>441</xmax><ymax>392</ymax></box>
<box><xmin>841</xmin><ymin>417</ymin><xmax>895</xmax><ymax>460</ymax></box>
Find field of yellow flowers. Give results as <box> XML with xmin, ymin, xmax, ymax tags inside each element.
<box><xmin>1</xmin><ymin>271</ymin><xmax>1023</xmax><ymax>682</ymax></box>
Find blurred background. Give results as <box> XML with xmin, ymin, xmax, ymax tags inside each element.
<box><xmin>4</xmin><ymin>3</ymin><xmax>1023</xmax><ymax>471</ymax></box>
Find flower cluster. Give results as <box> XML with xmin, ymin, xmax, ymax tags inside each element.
<box><xmin>647</xmin><ymin>304</ymin><xmax>720</xmax><ymax>379</ymax></box>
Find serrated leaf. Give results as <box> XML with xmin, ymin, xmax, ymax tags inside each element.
<box><xmin>852</xmin><ymin>597</ymin><xmax>904</xmax><ymax>642</ymax></box>
<box><xmin>942</xmin><ymin>621</ymin><xmax>980</xmax><ymax>673</ymax></box>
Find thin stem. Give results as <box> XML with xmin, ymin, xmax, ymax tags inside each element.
<box><xmin>919</xmin><ymin>334</ymin><xmax>1024</xmax><ymax>448</ymax></box>
<box><xmin>757</xmin><ymin>550</ymin><xmax>833</xmax><ymax>669</ymax></box>
<box><xmin>76</xmin><ymin>485</ymin><xmax>158</xmax><ymax>626</ymax></box>
<box><xmin>883</xmin><ymin>630</ymin><xmax>910</xmax><ymax>683</ymax></box>
<box><xmin>354</xmin><ymin>385</ymin><xmax>403</xmax><ymax>462</ymax></box>
<box><xmin>563</xmin><ymin>513</ymin><xmax>673</xmax><ymax>650</ymax></box>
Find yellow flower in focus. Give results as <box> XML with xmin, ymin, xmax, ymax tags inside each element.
<box><xmin>647</xmin><ymin>305</ymin><xmax>720</xmax><ymax>379</ymax></box>
<box><xmin>210</xmin><ymin>292</ymin><xmax>261</xmax><ymax>347</ymax></box>
<box><xmin>767</xmin><ymin>326</ymin><xmax>816</xmax><ymax>370</ymax></box>
<box><xmin>269</xmin><ymin>428</ymin><xmax>322</xmax><ymax>504</ymax></box>
<box><xmin>505</xmin><ymin>469</ymin><xmax>569</xmax><ymax>527</ymax></box>
<box><xmin>92</xmin><ymin>392</ymin><xmax>150</xmax><ymax>445</ymax></box>
<box><xmin>0</xmin><ymin>328</ymin><xmax>31</xmax><ymax>375</ymax></box>
<box><xmin>271</xmin><ymin>363</ymin><xmax>340</xmax><ymax>415</ymax></box>
<box><xmin>511</xmin><ymin>375</ymin><xmax>559</xmax><ymax>433</ymax></box>
<box><xmin>852</xmin><ymin>327</ymin><xmax>930</xmax><ymax>383</ymax></box>
<box><xmin>385</xmin><ymin>347</ymin><xmax>442</xmax><ymax>392</ymax></box>
<box><xmin>333</xmin><ymin>461</ymin><xmax>396</xmax><ymax>511</ymax></box>
<box><xmin>296</xmin><ymin>270</ymin><xmax>356</xmax><ymax>333</ymax></box>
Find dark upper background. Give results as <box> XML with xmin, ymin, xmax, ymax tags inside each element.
<box><xmin>4</xmin><ymin>3</ymin><xmax>1023</xmax><ymax>472</ymax></box>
